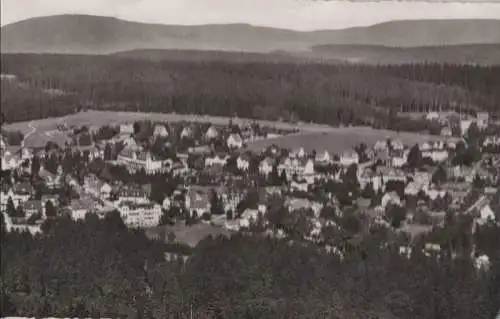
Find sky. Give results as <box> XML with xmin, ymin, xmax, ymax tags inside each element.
<box><xmin>1</xmin><ymin>0</ymin><xmax>500</xmax><ymax>30</ymax></box>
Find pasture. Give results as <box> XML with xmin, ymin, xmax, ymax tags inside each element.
<box><xmin>3</xmin><ymin>110</ymin><xmax>455</xmax><ymax>151</ymax></box>
<box><xmin>4</xmin><ymin>110</ymin><xmax>330</xmax><ymax>134</ymax></box>
<box><xmin>146</xmin><ymin>223</ymin><xmax>234</xmax><ymax>248</ymax></box>
<box><xmin>246</xmin><ymin>127</ymin><xmax>457</xmax><ymax>155</ymax></box>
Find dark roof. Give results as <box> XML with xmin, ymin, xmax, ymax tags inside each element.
<box><xmin>23</xmin><ymin>200</ymin><xmax>43</xmax><ymax>211</ymax></box>
<box><xmin>119</xmin><ymin>185</ymin><xmax>148</xmax><ymax>198</ymax></box>
<box><xmin>13</xmin><ymin>182</ymin><xmax>32</xmax><ymax>195</ymax></box>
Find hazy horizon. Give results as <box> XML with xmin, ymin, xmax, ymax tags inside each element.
<box><xmin>2</xmin><ymin>0</ymin><xmax>500</xmax><ymax>30</ymax></box>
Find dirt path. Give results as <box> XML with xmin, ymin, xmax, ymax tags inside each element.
<box><xmin>21</xmin><ymin>121</ymin><xmax>37</xmax><ymax>148</ymax></box>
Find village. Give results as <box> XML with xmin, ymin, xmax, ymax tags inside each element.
<box><xmin>1</xmin><ymin>111</ymin><xmax>499</xmax><ymax>270</ymax></box>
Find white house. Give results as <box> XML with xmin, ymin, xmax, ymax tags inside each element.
<box><xmin>381</xmin><ymin>191</ymin><xmax>402</xmax><ymax>209</ymax></box>
<box><xmin>399</xmin><ymin>246</ymin><xmax>413</xmax><ymax>259</ymax></box>
<box><xmin>259</xmin><ymin>157</ymin><xmax>274</xmax><ymax>176</ymax></box>
<box><xmin>483</xmin><ymin>136</ymin><xmax>500</xmax><ymax>147</ymax></box>
<box><xmin>405</xmin><ymin>181</ymin><xmax>422</xmax><ymax>196</ymax></box>
<box><xmin>205</xmin><ymin>154</ymin><xmax>229</xmax><ymax>167</ymax></box>
<box><xmin>227</xmin><ymin>133</ymin><xmax>243</xmax><ymax>149</ymax></box>
<box><xmin>476</xmin><ymin>204</ymin><xmax>495</xmax><ymax>225</ymax></box>
<box><xmin>339</xmin><ymin>151</ymin><xmax>359</xmax><ymax>167</ymax></box>
<box><xmin>460</xmin><ymin>120</ymin><xmax>473</xmax><ymax>136</ymax></box>
<box><xmin>1</xmin><ymin>151</ymin><xmax>20</xmax><ymax>171</ymax></box>
<box><xmin>474</xmin><ymin>254</ymin><xmax>491</xmax><ymax>271</ymax></box>
<box><xmin>391</xmin><ymin>150</ymin><xmax>408</xmax><ymax>168</ymax></box>
<box><xmin>153</xmin><ymin>124</ymin><xmax>169</xmax><ymax>137</ymax></box>
<box><xmin>239</xmin><ymin>209</ymin><xmax>260</xmax><ymax>228</ymax></box>
<box><xmin>420</xmin><ymin>142</ymin><xmax>432</xmax><ymax>152</ymax></box>
<box><xmin>120</xmin><ymin>123</ymin><xmax>134</xmax><ymax>135</ymax></box>
<box><xmin>236</xmin><ymin>154</ymin><xmax>250</xmax><ymax>171</ymax></box>
<box><xmin>290</xmin><ymin>147</ymin><xmax>306</xmax><ymax>159</ymax></box>
<box><xmin>220</xmin><ymin>190</ymin><xmax>245</xmax><ymax>214</ymax></box>
<box><xmin>180</xmin><ymin>126</ymin><xmax>194</xmax><ymax>139</ymax></box>
<box><xmin>84</xmin><ymin>175</ymin><xmax>112</xmax><ymax>199</ymax></box>
<box><xmin>119</xmin><ymin>201</ymin><xmax>162</xmax><ymax>228</ymax></box>
<box><xmin>162</xmin><ymin>197</ymin><xmax>171</xmax><ymax>210</ymax></box>
<box><xmin>21</xmin><ymin>148</ymin><xmax>33</xmax><ymax>161</ymax></box>
<box><xmin>424</xmin><ymin>243</ymin><xmax>441</xmax><ymax>256</ymax></box>
<box><xmin>391</xmin><ymin>140</ymin><xmax>405</xmax><ymax>151</ymax></box>
<box><xmin>315</xmin><ymin>150</ymin><xmax>331</xmax><ymax>164</ymax></box>
<box><xmin>278</xmin><ymin>158</ymin><xmax>315</xmax><ymax>182</ymax></box>
<box><xmin>422</xmin><ymin>149</ymin><xmax>449</xmax><ymax>163</ymax></box>
<box><xmin>476</xmin><ymin>112</ymin><xmax>489</xmax><ymax>129</ymax></box>
<box><xmin>441</xmin><ymin>127</ymin><xmax>452</xmax><ymax>137</ymax></box>
<box><xmin>426</xmin><ymin>112</ymin><xmax>439</xmax><ymax>121</ymax></box>
<box><xmin>205</xmin><ymin>126</ymin><xmax>219</xmax><ymax>140</ymax></box>
<box><xmin>374</xmin><ymin>140</ymin><xmax>388</xmax><ymax>152</ymax></box>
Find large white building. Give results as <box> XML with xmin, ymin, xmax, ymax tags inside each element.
<box><xmin>278</xmin><ymin>157</ymin><xmax>315</xmax><ymax>183</ymax></box>
<box><xmin>118</xmin><ymin>201</ymin><xmax>162</xmax><ymax>228</ymax></box>
<box><xmin>117</xmin><ymin>149</ymin><xmax>173</xmax><ymax>175</ymax></box>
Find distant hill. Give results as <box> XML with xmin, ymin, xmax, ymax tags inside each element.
<box><xmin>2</xmin><ymin>15</ymin><xmax>500</xmax><ymax>55</ymax></box>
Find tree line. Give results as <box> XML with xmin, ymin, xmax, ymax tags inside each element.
<box><xmin>1</xmin><ymin>54</ymin><xmax>498</xmax><ymax>125</ymax></box>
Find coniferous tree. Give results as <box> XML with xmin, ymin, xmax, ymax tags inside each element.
<box><xmin>432</xmin><ymin>166</ymin><xmax>447</xmax><ymax>186</ymax></box>
<box><xmin>279</xmin><ymin>170</ymin><xmax>288</xmax><ymax>185</ymax></box>
<box><xmin>14</xmin><ymin>204</ymin><xmax>25</xmax><ymax>219</ymax></box>
<box><xmin>45</xmin><ymin>200</ymin><xmax>57</xmax><ymax>218</ymax></box>
<box><xmin>210</xmin><ymin>191</ymin><xmax>224</xmax><ymax>216</ymax></box>
<box><xmin>31</xmin><ymin>155</ymin><xmax>41</xmax><ymax>178</ymax></box>
<box><xmin>407</xmin><ymin>144</ymin><xmax>422</xmax><ymax>169</ymax></box>
<box><xmin>103</xmin><ymin>143</ymin><xmax>113</xmax><ymax>161</ymax></box>
<box><xmin>6</xmin><ymin>196</ymin><xmax>16</xmax><ymax>218</ymax></box>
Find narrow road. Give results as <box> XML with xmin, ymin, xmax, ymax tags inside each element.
<box><xmin>21</xmin><ymin>121</ymin><xmax>37</xmax><ymax>148</ymax></box>
<box><xmin>466</xmin><ymin>195</ymin><xmax>487</xmax><ymax>215</ymax></box>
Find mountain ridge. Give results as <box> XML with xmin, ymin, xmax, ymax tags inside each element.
<box><xmin>2</xmin><ymin>14</ymin><xmax>500</xmax><ymax>55</ymax></box>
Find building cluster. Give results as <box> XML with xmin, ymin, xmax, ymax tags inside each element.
<box><xmin>1</xmin><ymin>113</ymin><xmax>499</xmax><ymax>269</ymax></box>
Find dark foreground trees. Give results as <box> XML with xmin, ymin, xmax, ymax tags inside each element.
<box><xmin>1</xmin><ymin>213</ymin><xmax>498</xmax><ymax>318</ymax></box>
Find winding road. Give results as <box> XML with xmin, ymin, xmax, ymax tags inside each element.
<box><xmin>21</xmin><ymin>121</ymin><xmax>37</xmax><ymax>148</ymax></box>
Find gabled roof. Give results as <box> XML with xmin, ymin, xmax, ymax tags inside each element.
<box><xmin>154</xmin><ymin>124</ymin><xmax>169</xmax><ymax>136</ymax></box>
<box><xmin>70</xmin><ymin>198</ymin><xmax>97</xmax><ymax>211</ymax></box>
<box><xmin>227</xmin><ymin>133</ymin><xmax>243</xmax><ymax>143</ymax></box>
<box><xmin>119</xmin><ymin>185</ymin><xmax>148</xmax><ymax>198</ymax></box>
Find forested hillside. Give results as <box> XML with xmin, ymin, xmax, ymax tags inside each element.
<box><xmin>1</xmin><ymin>213</ymin><xmax>498</xmax><ymax>318</ymax></box>
<box><xmin>309</xmin><ymin>44</ymin><xmax>500</xmax><ymax>65</ymax></box>
<box><xmin>1</xmin><ymin>54</ymin><xmax>499</xmax><ymax>125</ymax></box>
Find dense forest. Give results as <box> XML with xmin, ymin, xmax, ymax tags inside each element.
<box><xmin>1</xmin><ymin>211</ymin><xmax>499</xmax><ymax>318</ymax></box>
<box><xmin>1</xmin><ymin>54</ymin><xmax>499</xmax><ymax>125</ymax></box>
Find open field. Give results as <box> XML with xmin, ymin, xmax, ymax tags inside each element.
<box><xmin>146</xmin><ymin>223</ymin><xmax>234</xmax><ymax>248</ymax></box>
<box><xmin>4</xmin><ymin>110</ymin><xmax>456</xmax><ymax>151</ymax></box>
<box><xmin>246</xmin><ymin>128</ymin><xmax>459</xmax><ymax>154</ymax></box>
<box><xmin>4</xmin><ymin>110</ymin><xmax>332</xmax><ymax>134</ymax></box>
<box><xmin>3</xmin><ymin>110</ymin><xmax>331</xmax><ymax>148</ymax></box>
